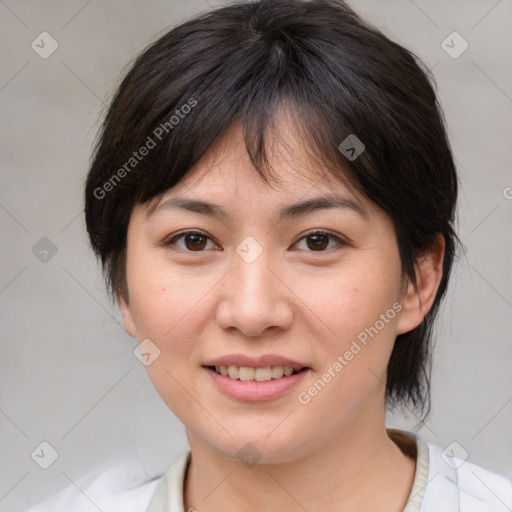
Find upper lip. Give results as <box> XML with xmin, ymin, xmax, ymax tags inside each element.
<box><xmin>202</xmin><ymin>354</ymin><xmax>309</xmax><ymax>371</ymax></box>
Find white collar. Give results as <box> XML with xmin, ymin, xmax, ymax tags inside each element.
<box><xmin>146</xmin><ymin>428</ymin><xmax>436</xmax><ymax>512</ymax></box>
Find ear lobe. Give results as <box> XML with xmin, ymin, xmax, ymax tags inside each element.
<box><xmin>396</xmin><ymin>234</ymin><xmax>445</xmax><ymax>336</ymax></box>
<box><xmin>118</xmin><ymin>295</ymin><xmax>138</xmax><ymax>338</ymax></box>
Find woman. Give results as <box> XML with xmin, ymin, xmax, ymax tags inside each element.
<box><xmin>28</xmin><ymin>0</ymin><xmax>512</xmax><ymax>510</ymax></box>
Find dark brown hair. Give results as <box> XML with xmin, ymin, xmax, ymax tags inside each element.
<box><xmin>84</xmin><ymin>0</ymin><xmax>461</xmax><ymax>420</ymax></box>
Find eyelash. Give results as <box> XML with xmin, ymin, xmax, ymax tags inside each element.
<box><xmin>162</xmin><ymin>229</ymin><xmax>346</xmax><ymax>254</ymax></box>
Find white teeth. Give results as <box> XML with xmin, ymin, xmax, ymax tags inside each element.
<box><xmin>215</xmin><ymin>365</ymin><xmax>302</xmax><ymax>381</ymax></box>
<box><xmin>227</xmin><ymin>365</ymin><xmax>239</xmax><ymax>379</ymax></box>
<box><xmin>254</xmin><ymin>367</ymin><xmax>272</xmax><ymax>381</ymax></box>
<box><xmin>271</xmin><ymin>366</ymin><xmax>284</xmax><ymax>378</ymax></box>
<box><xmin>239</xmin><ymin>366</ymin><xmax>255</xmax><ymax>381</ymax></box>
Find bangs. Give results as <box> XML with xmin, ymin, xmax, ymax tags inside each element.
<box><xmin>109</xmin><ymin>46</ymin><xmax>371</xmax><ymax>210</ymax></box>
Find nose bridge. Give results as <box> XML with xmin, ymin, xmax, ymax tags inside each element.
<box><xmin>232</xmin><ymin>239</ymin><xmax>276</xmax><ymax>311</ymax></box>
<box><xmin>216</xmin><ymin>237</ymin><xmax>293</xmax><ymax>336</ymax></box>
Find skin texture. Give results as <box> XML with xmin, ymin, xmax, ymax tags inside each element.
<box><xmin>119</xmin><ymin>121</ymin><xmax>445</xmax><ymax>511</ymax></box>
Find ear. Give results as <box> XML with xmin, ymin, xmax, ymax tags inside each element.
<box><xmin>396</xmin><ymin>233</ymin><xmax>445</xmax><ymax>335</ymax></box>
<box><xmin>118</xmin><ymin>295</ymin><xmax>138</xmax><ymax>338</ymax></box>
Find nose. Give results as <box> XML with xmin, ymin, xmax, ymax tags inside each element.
<box><xmin>215</xmin><ymin>249</ymin><xmax>294</xmax><ymax>338</ymax></box>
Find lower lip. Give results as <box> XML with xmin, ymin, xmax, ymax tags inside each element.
<box><xmin>203</xmin><ymin>367</ymin><xmax>311</xmax><ymax>402</ymax></box>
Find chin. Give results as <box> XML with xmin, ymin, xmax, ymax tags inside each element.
<box><xmin>196</xmin><ymin>426</ymin><xmax>308</xmax><ymax>466</ymax></box>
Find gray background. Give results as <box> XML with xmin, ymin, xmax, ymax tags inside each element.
<box><xmin>1</xmin><ymin>0</ymin><xmax>511</xmax><ymax>510</ymax></box>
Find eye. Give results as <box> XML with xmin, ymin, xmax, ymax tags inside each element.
<box><xmin>294</xmin><ymin>230</ymin><xmax>346</xmax><ymax>252</ymax></box>
<box><xmin>162</xmin><ymin>229</ymin><xmax>345</xmax><ymax>253</ymax></box>
<box><xmin>162</xmin><ymin>230</ymin><xmax>219</xmax><ymax>252</ymax></box>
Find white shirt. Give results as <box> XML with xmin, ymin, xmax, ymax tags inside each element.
<box><xmin>27</xmin><ymin>428</ymin><xmax>512</xmax><ymax>511</ymax></box>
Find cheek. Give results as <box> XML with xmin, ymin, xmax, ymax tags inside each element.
<box><xmin>127</xmin><ymin>269</ymin><xmax>207</xmax><ymax>415</ymax></box>
<box><xmin>127</xmin><ymin>256</ymin><xmax>198</xmax><ymax>336</ymax></box>
<box><xmin>295</xmin><ymin>261</ymin><xmax>400</xmax><ymax>350</ymax></box>
<box><xmin>126</xmin><ymin>257</ymin><xmax>216</xmax><ymax>377</ymax></box>
<box><xmin>294</xmin><ymin>265</ymin><xmax>401</xmax><ymax>419</ymax></box>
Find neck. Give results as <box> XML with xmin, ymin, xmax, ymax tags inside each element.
<box><xmin>184</xmin><ymin>405</ymin><xmax>416</xmax><ymax>512</ymax></box>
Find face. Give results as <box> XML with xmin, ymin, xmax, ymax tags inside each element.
<box><xmin>120</xmin><ymin>121</ymin><xmax>430</xmax><ymax>464</ymax></box>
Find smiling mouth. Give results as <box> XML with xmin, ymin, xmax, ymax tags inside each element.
<box><xmin>205</xmin><ymin>365</ymin><xmax>309</xmax><ymax>381</ymax></box>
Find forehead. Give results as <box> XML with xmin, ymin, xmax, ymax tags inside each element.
<box><xmin>151</xmin><ymin>119</ymin><xmax>370</xmax><ymax>214</ymax></box>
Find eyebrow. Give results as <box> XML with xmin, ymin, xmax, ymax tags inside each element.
<box><xmin>146</xmin><ymin>194</ymin><xmax>368</xmax><ymax>221</ymax></box>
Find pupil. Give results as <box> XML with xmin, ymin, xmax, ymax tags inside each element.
<box><xmin>186</xmin><ymin>234</ymin><xmax>206</xmax><ymax>250</ymax></box>
<box><xmin>308</xmin><ymin>234</ymin><xmax>328</xmax><ymax>251</ymax></box>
